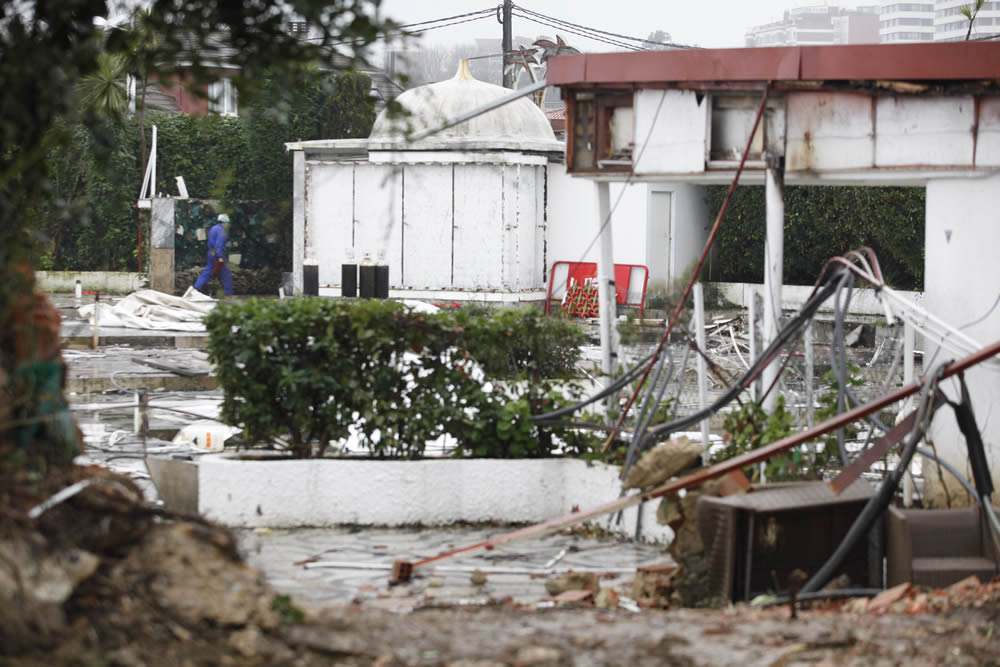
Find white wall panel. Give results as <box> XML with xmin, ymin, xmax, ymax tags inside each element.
<box><xmin>976</xmin><ymin>97</ymin><xmax>1000</xmax><ymax>168</ymax></box>
<box><xmin>305</xmin><ymin>163</ymin><xmax>354</xmax><ymax>285</ymax></box>
<box><xmin>354</xmin><ymin>164</ymin><xmax>403</xmax><ymax>286</ymax></box>
<box><xmin>633</xmin><ymin>89</ymin><xmax>708</xmax><ymax>175</ymax></box>
<box><xmin>786</xmin><ymin>92</ymin><xmax>874</xmax><ymax>172</ymax></box>
<box><xmin>400</xmin><ymin>165</ymin><xmax>453</xmax><ymax>288</ymax></box>
<box><xmin>453</xmin><ymin>166</ymin><xmax>503</xmax><ymax>289</ymax></box>
<box><xmin>876</xmin><ymin>97</ymin><xmax>975</xmax><ymax>167</ymax></box>
<box><xmin>517</xmin><ymin>165</ymin><xmax>540</xmax><ymax>289</ymax></box>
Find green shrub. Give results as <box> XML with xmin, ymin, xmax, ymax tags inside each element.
<box><xmin>205</xmin><ymin>299</ymin><xmax>587</xmax><ymax>459</ymax></box>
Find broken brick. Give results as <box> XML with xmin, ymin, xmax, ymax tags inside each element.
<box><xmin>867</xmin><ymin>583</ymin><xmax>911</xmax><ymax>613</ymax></box>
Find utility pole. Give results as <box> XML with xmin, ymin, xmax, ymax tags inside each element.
<box><xmin>502</xmin><ymin>0</ymin><xmax>513</xmax><ymax>88</ymax></box>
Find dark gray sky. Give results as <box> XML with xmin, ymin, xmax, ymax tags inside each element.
<box><xmin>379</xmin><ymin>0</ymin><xmax>821</xmax><ymax>50</ymax></box>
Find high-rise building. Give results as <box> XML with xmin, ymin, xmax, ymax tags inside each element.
<box><xmin>879</xmin><ymin>2</ymin><xmax>935</xmax><ymax>42</ymax></box>
<box><xmin>934</xmin><ymin>0</ymin><xmax>1000</xmax><ymax>41</ymax></box>
<box><xmin>746</xmin><ymin>4</ymin><xmax>880</xmax><ymax>47</ymax></box>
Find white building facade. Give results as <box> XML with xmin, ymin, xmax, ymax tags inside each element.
<box><xmin>879</xmin><ymin>2</ymin><xmax>935</xmax><ymax>42</ymax></box>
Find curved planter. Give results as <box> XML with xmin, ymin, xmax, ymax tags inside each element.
<box><xmin>148</xmin><ymin>455</ymin><xmax>671</xmax><ymax>541</ymax></box>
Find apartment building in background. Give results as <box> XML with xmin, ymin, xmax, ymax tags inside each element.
<box><xmin>746</xmin><ymin>4</ymin><xmax>880</xmax><ymax>47</ymax></box>
<box><xmin>934</xmin><ymin>0</ymin><xmax>1000</xmax><ymax>40</ymax></box>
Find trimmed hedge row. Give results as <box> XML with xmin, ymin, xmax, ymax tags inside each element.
<box><xmin>205</xmin><ymin>299</ymin><xmax>589</xmax><ymax>459</ymax></box>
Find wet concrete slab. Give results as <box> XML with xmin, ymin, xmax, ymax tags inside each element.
<box><xmin>64</xmin><ymin>346</ymin><xmax>216</xmax><ymax>393</ymax></box>
<box><xmin>237</xmin><ymin>526</ymin><xmax>673</xmax><ymax>613</ymax></box>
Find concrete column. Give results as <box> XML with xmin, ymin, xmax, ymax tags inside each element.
<box><xmin>150</xmin><ymin>197</ymin><xmax>176</xmax><ymax>294</ymax></box>
<box><xmin>292</xmin><ymin>150</ymin><xmax>306</xmax><ymax>296</ymax></box>
<box><xmin>762</xmin><ymin>160</ymin><xmax>784</xmax><ymax>411</ymax></box>
<box><xmin>595</xmin><ymin>181</ymin><xmax>618</xmax><ymax>385</ymax></box>
<box><xmin>924</xmin><ymin>174</ymin><xmax>1000</xmax><ymax>506</ymax></box>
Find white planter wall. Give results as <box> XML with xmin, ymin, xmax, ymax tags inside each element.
<box><xmin>197</xmin><ymin>456</ymin><xmax>672</xmax><ymax>541</ymax></box>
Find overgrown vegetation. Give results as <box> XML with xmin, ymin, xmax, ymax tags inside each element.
<box><xmin>30</xmin><ymin>70</ymin><xmax>376</xmax><ymax>273</ymax></box>
<box><xmin>205</xmin><ymin>299</ymin><xmax>587</xmax><ymax>459</ymax></box>
<box><xmin>708</xmin><ymin>185</ymin><xmax>925</xmax><ymax>290</ymax></box>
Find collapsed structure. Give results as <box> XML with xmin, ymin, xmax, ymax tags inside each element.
<box><xmin>544</xmin><ymin>41</ymin><xmax>1000</xmax><ymax>500</ymax></box>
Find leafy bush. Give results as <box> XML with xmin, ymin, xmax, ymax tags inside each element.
<box><xmin>206</xmin><ymin>299</ymin><xmax>587</xmax><ymax>459</ymax></box>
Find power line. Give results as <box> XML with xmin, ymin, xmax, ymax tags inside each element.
<box><xmin>510</xmin><ymin>10</ymin><xmax>644</xmax><ymax>52</ymax></box>
<box><xmin>513</xmin><ymin>4</ymin><xmax>698</xmax><ymax>50</ymax></box>
<box><xmin>512</xmin><ymin>7</ymin><xmax>647</xmax><ymax>51</ymax></box>
<box><xmin>313</xmin><ymin>9</ymin><xmax>495</xmax><ymax>45</ymax></box>
<box><xmin>406</xmin><ymin>14</ymin><xmax>494</xmax><ymax>35</ymax></box>
<box><xmin>397</xmin><ymin>8</ymin><xmax>495</xmax><ymax>30</ymax></box>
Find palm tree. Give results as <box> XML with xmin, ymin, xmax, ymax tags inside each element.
<box><xmin>77</xmin><ymin>51</ymin><xmax>130</xmax><ymax>120</ymax></box>
<box><xmin>961</xmin><ymin>0</ymin><xmax>987</xmax><ymax>40</ymax></box>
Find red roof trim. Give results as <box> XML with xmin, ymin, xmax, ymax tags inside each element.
<box><xmin>547</xmin><ymin>42</ymin><xmax>1000</xmax><ymax>87</ymax></box>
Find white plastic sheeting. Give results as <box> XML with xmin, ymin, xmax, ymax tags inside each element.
<box><xmin>77</xmin><ymin>288</ymin><xmax>216</xmax><ymax>332</ymax></box>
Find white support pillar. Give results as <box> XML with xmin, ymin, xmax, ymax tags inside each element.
<box><xmin>292</xmin><ymin>150</ymin><xmax>306</xmax><ymax>296</ymax></box>
<box><xmin>762</xmin><ymin>159</ymin><xmax>784</xmax><ymax>411</ymax></box>
<box><xmin>595</xmin><ymin>181</ymin><xmax>618</xmax><ymax>386</ymax></box>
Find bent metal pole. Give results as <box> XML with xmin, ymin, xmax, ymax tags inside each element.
<box><xmin>391</xmin><ymin>338</ymin><xmax>1000</xmax><ymax>582</ymax></box>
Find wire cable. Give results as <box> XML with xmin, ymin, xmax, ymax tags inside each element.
<box><xmin>513</xmin><ymin>4</ymin><xmax>699</xmax><ymax>50</ymax></box>
<box><xmin>800</xmin><ymin>364</ymin><xmax>947</xmax><ymax>595</ymax></box>
<box><xmin>510</xmin><ymin>10</ymin><xmax>645</xmax><ymax>52</ymax></box>
<box><xmin>531</xmin><ymin>352</ymin><xmax>654</xmax><ymax>423</ymax></box>
<box><xmin>638</xmin><ymin>274</ymin><xmax>843</xmax><ymax>451</ymax></box>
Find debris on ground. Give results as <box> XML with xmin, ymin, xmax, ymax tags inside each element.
<box><xmin>544</xmin><ymin>571</ymin><xmax>600</xmax><ymax>597</ymax></box>
<box><xmin>622</xmin><ymin>436</ymin><xmax>704</xmax><ymax>490</ymax></box>
<box><xmin>3</xmin><ymin>465</ymin><xmax>1000</xmax><ymax>666</ymax></box>
<box><xmin>631</xmin><ymin>563</ymin><xmax>682</xmax><ymax>609</ymax></box>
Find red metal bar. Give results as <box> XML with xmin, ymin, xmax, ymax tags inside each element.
<box><xmin>407</xmin><ymin>338</ymin><xmax>1000</xmax><ymax>573</ymax></box>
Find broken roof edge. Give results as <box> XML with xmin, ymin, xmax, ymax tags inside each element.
<box><xmin>285</xmin><ymin>137</ymin><xmax>565</xmax><ymax>158</ymax></box>
<box><xmin>547</xmin><ymin>42</ymin><xmax>1000</xmax><ymax>87</ymax></box>
<box><xmin>284</xmin><ymin>138</ymin><xmax>370</xmax><ymax>154</ymax></box>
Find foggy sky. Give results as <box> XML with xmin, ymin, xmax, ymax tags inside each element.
<box><xmin>378</xmin><ymin>0</ymin><xmax>840</xmax><ymax>50</ymax></box>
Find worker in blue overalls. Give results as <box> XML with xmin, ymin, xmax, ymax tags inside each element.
<box><xmin>193</xmin><ymin>213</ymin><xmax>233</xmax><ymax>296</ymax></box>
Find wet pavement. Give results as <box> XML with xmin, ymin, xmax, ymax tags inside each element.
<box><xmin>64</xmin><ymin>346</ymin><xmax>216</xmax><ymax>392</ymax></box>
<box><xmin>238</xmin><ymin>525</ymin><xmax>673</xmax><ymax>613</ymax></box>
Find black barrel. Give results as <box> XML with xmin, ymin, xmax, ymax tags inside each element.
<box><xmin>303</xmin><ymin>264</ymin><xmax>319</xmax><ymax>297</ymax></box>
<box><xmin>374</xmin><ymin>265</ymin><xmax>389</xmax><ymax>299</ymax></box>
<box><xmin>341</xmin><ymin>263</ymin><xmax>358</xmax><ymax>297</ymax></box>
<box><xmin>359</xmin><ymin>264</ymin><xmax>376</xmax><ymax>298</ymax></box>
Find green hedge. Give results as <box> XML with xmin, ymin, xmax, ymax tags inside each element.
<box><xmin>205</xmin><ymin>299</ymin><xmax>586</xmax><ymax>459</ymax></box>
<box><xmin>708</xmin><ymin>185</ymin><xmax>925</xmax><ymax>290</ymax></box>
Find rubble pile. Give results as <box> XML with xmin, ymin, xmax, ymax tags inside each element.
<box><xmin>838</xmin><ymin>575</ymin><xmax>1000</xmax><ymax>616</ymax></box>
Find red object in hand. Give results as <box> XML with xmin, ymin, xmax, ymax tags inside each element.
<box><xmin>212</xmin><ymin>258</ymin><xmax>224</xmax><ymax>276</ymax></box>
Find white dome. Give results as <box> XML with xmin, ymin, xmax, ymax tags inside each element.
<box><xmin>368</xmin><ymin>61</ymin><xmax>561</xmax><ymax>152</ymax></box>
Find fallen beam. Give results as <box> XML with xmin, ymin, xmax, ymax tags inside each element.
<box><xmin>391</xmin><ymin>338</ymin><xmax>1000</xmax><ymax>583</ymax></box>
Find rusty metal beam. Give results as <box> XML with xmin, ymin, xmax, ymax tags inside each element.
<box><xmin>828</xmin><ymin>392</ymin><xmax>946</xmax><ymax>495</ymax></box>
<box><xmin>394</xmin><ymin>338</ymin><xmax>1000</xmax><ymax>581</ymax></box>
<box><xmin>547</xmin><ymin>43</ymin><xmax>1000</xmax><ymax>88</ymax></box>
